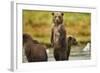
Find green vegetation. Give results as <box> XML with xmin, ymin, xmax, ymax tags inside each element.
<box><xmin>23</xmin><ymin>10</ymin><xmax>91</xmax><ymax>46</ymax></box>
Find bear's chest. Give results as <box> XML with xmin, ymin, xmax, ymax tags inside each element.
<box><xmin>53</xmin><ymin>26</ymin><xmax>61</xmax><ymax>43</ymax></box>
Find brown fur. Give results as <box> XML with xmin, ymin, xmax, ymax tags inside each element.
<box><xmin>51</xmin><ymin>12</ymin><xmax>68</xmax><ymax>61</ymax></box>
<box><xmin>67</xmin><ymin>36</ymin><xmax>77</xmax><ymax>60</ymax></box>
<box><xmin>51</xmin><ymin>12</ymin><xmax>77</xmax><ymax>61</ymax></box>
<box><xmin>23</xmin><ymin>34</ymin><xmax>48</xmax><ymax>62</ymax></box>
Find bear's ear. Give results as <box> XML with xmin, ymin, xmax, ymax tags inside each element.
<box><xmin>61</xmin><ymin>12</ymin><xmax>64</xmax><ymax>16</ymax></box>
<box><xmin>52</xmin><ymin>12</ymin><xmax>54</xmax><ymax>16</ymax></box>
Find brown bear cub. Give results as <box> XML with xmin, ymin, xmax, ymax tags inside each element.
<box><xmin>51</xmin><ymin>12</ymin><xmax>68</xmax><ymax>61</ymax></box>
<box><xmin>67</xmin><ymin>36</ymin><xmax>78</xmax><ymax>60</ymax></box>
<box><xmin>23</xmin><ymin>34</ymin><xmax>48</xmax><ymax>62</ymax></box>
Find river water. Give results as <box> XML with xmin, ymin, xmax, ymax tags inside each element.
<box><xmin>23</xmin><ymin>45</ymin><xmax>91</xmax><ymax>62</ymax></box>
<box><xmin>47</xmin><ymin>48</ymin><xmax>91</xmax><ymax>61</ymax></box>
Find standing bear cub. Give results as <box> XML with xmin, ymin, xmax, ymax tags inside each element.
<box><xmin>51</xmin><ymin>12</ymin><xmax>68</xmax><ymax>61</ymax></box>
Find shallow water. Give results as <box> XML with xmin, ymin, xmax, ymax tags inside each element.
<box><xmin>48</xmin><ymin>53</ymin><xmax>90</xmax><ymax>61</ymax></box>
<box><xmin>23</xmin><ymin>45</ymin><xmax>91</xmax><ymax>62</ymax></box>
<box><xmin>47</xmin><ymin>47</ymin><xmax>91</xmax><ymax>61</ymax></box>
